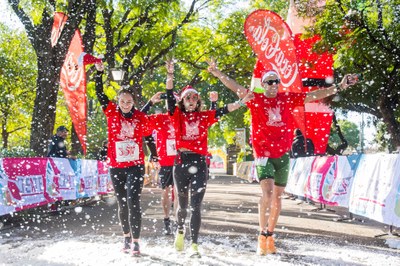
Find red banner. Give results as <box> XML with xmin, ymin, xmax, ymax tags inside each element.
<box><xmin>52</xmin><ymin>12</ymin><xmax>87</xmax><ymax>154</ymax></box>
<box><xmin>244</xmin><ymin>9</ymin><xmax>303</xmax><ymax>93</ymax></box>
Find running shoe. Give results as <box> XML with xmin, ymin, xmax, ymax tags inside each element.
<box><xmin>121</xmin><ymin>241</ymin><xmax>131</xmax><ymax>254</ymax></box>
<box><xmin>174</xmin><ymin>229</ymin><xmax>185</xmax><ymax>251</ymax></box>
<box><xmin>266</xmin><ymin>236</ymin><xmax>277</xmax><ymax>254</ymax></box>
<box><xmin>132</xmin><ymin>242</ymin><xmax>140</xmax><ymax>256</ymax></box>
<box><xmin>256</xmin><ymin>235</ymin><xmax>267</xmax><ymax>255</ymax></box>
<box><xmin>164</xmin><ymin>218</ymin><xmax>172</xmax><ymax>235</ymax></box>
<box><xmin>189</xmin><ymin>243</ymin><xmax>201</xmax><ymax>258</ymax></box>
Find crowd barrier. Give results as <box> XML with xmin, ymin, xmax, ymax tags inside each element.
<box><xmin>237</xmin><ymin>154</ymin><xmax>400</xmax><ymax>227</ymax></box>
<box><xmin>1</xmin><ymin>155</ymin><xmax>399</xmax><ymax>228</ymax></box>
<box><xmin>0</xmin><ymin>157</ymin><xmax>112</xmax><ymax>216</ymax></box>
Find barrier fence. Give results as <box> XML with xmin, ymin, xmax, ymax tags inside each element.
<box><xmin>0</xmin><ymin>157</ymin><xmax>112</xmax><ymax>216</ymax></box>
<box><xmin>1</xmin><ymin>155</ymin><xmax>400</xmax><ymax>228</ymax></box>
<box><xmin>236</xmin><ymin>154</ymin><xmax>400</xmax><ymax>228</ymax></box>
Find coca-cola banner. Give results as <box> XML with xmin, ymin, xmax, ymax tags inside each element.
<box><xmin>52</xmin><ymin>12</ymin><xmax>87</xmax><ymax>154</ymax></box>
<box><xmin>244</xmin><ymin>9</ymin><xmax>303</xmax><ymax>93</ymax></box>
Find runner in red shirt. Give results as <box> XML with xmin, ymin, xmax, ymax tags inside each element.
<box><xmin>94</xmin><ymin>62</ymin><xmax>158</xmax><ymax>256</ymax></box>
<box><xmin>142</xmin><ymin>91</ymin><xmax>219</xmax><ymax>236</ymax></box>
<box><xmin>165</xmin><ymin>60</ymin><xmax>253</xmax><ymax>258</ymax></box>
<box><xmin>207</xmin><ymin>58</ymin><xmax>359</xmax><ymax>255</ymax></box>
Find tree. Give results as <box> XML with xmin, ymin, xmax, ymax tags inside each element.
<box><xmin>328</xmin><ymin>118</ymin><xmax>360</xmax><ymax>153</ymax></box>
<box><xmin>7</xmin><ymin>0</ymin><xmax>95</xmax><ymax>155</ymax></box>
<box><xmin>0</xmin><ymin>24</ymin><xmax>36</xmax><ymax>150</ymax></box>
<box><xmin>300</xmin><ymin>0</ymin><xmax>400</xmax><ymax>151</ymax></box>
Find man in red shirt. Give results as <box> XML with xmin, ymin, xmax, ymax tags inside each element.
<box><xmin>207</xmin><ymin>59</ymin><xmax>358</xmax><ymax>255</ymax></box>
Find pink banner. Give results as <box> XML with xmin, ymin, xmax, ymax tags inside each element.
<box><xmin>1</xmin><ymin>158</ymin><xmax>52</xmax><ymax>212</ymax></box>
<box><xmin>305</xmin><ymin>156</ymin><xmax>337</xmax><ymax>205</ymax></box>
<box><xmin>97</xmin><ymin>161</ymin><xmax>113</xmax><ymax>195</ymax></box>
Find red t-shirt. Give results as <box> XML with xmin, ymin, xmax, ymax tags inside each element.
<box><xmin>150</xmin><ymin>113</ymin><xmax>176</xmax><ymax>167</ymax></box>
<box><xmin>170</xmin><ymin>107</ymin><xmax>218</xmax><ymax>156</ymax></box>
<box><xmin>246</xmin><ymin>92</ymin><xmax>306</xmax><ymax>159</ymax></box>
<box><xmin>104</xmin><ymin>102</ymin><xmax>153</xmax><ymax>168</ymax></box>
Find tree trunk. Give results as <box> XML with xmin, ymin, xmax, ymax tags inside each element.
<box><xmin>378</xmin><ymin>94</ymin><xmax>400</xmax><ymax>151</ymax></box>
<box><xmin>30</xmin><ymin>57</ymin><xmax>60</xmax><ymax>156</ymax></box>
<box><xmin>1</xmin><ymin>121</ymin><xmax>9</xmax><ymax>149</ymax></box>
<box><xmin>71</xmin><ymin>123</ymin><xmax>83</xmax><ymax>156</ymax></box>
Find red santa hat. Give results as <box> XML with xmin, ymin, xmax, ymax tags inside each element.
<box><xmin>180</xmin><ymin>85</ymin><xmax>199</xmax><ymax>99</ymax></box>
<box><xmin>78</xmin><ymin>52</ymin><xmax>103</xmax><ymax>67</ymax></box>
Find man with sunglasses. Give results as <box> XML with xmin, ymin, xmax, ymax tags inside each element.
<box><xmin>207</xmin><ymin>59</ymin><xmax>358</xmax><ymax>255</ymax></box>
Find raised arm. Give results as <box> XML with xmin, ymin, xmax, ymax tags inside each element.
<box><xmin>166</xmin><ymin>60</ymin><xmax>176</xmax><ymax>115</ymax></box>
<box><xmin>94</xmin><ymin>62</ymin><xmax>109</xmax><ymax>110</ymax></box>
<box><xmin>214</xmin><ymin>91</ymin><xmax>254</xmax><ymax>118</ymax></box>
<box><xmin>305</xmin><ymin>74</ymin><xmax>359</xmax><ymax>103</ymax></box>
<box><xmin>140</xmin><ymin>91</ymin><xmax>165</xmax><ymax>114</ymax></box>
<box><xmin>207</xmin><ymin>58</ymin><xmax>248</xmax><ymax>99</ymax></box>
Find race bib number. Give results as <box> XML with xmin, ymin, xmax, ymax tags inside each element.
<box><xmin>255</xmin><ymin>157</ymin><xmax>268</xmax><ymax>166</ymax></box>
<box><xmin>115</xmin><ymin>140</ymin><xmax>139</xmax><ymax>162</ymax></box>
<box><xmin>166</xmin><ymin>139</ymin><xmax>177</xmax><ymax>156</ymax></box>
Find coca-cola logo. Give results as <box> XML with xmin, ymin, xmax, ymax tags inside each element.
<box><xmin>60</xmin><ymin>51</ymin><xmax>84</xmax><ymax>91</ymax></box>
<box><xmin>244</xmin><ymin>10</ymin><xmax>302</xmax><ymax>91</ymax></box>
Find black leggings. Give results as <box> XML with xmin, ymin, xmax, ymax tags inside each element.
<box><xmin>174</xmin><ymin>152</ymin><xmax>207</xmax><ymax>244</ymax></box>
<box><xmin>109</xmin><ymin>165</ymin><xmax>144</xmax><ymax>239</ymax></box>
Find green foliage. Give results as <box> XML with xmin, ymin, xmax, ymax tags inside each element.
<box><xmin>306</xmin><ymin>0</ymin><xmax>400</xmax><ymax>148</ymax></box>
<box><xmin>0</xmin><ymin>23</ymin><xmax>36</xmax><ymax>150</ymax></box>
<box><xmin>0</xmin><ymin>147</ymin><xmax>36</xmax><ymax>158</ymax></box>
<box><xmin>328</xmin><ymin>119</ymin><xmax>360</xmax><ymax>152</ymax></box>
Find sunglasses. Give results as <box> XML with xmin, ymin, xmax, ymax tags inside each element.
<box><xmin>262</xmin><ymin>79</ymin><xmax>280</xmax><ymax>85</ymax></box>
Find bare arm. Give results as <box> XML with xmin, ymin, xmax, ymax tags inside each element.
<box><xmin>305</xmin><ymin>74</ymin><xmax>358</xmax><ymax>103</ymax></box>
<box><xmin>207</xmin><ymin>59</ymin><xmax>248</xmax><ymax>99</ymax></box>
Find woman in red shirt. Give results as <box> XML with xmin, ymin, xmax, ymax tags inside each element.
<box><xmin>94</xmin><ymin>63</ymin><xmax>157</xmax><ymax>256</ymax></box>
<box><xmin>165</xmin><ymin>60</ymin><xmax>253</xmax><ymax>257</ymax></box>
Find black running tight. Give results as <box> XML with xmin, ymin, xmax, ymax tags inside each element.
<box><xmin>109</xmin><ymin>165</ymin><xmax>144</xmax><ymax>239</ymax></box>
<box><xmin>174</xmin><ymin>152</ymin><xmax>207</xmax><ymax>244</ymax></box>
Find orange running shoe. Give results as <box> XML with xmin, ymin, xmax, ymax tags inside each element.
<box><xmin>266</xmin><ymin>236</ymin><xmax>277</xmax><ymax>254</ymax></box>
<box><xmin>256</xmin><ymin>235</ymin><xmax>267</xmax><ymax>255</ymax></box>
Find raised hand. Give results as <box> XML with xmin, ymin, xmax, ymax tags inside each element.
<box><xmin>206</xmin><ymin>58</ymin><xmax>218</xmax><ymax>75</ymax></box>
<box><xmin>95</xmin><ymin>62</ymin><xmax>104</xmax><ymax>72</ymax></box>
<box><xmin>150</xmin><ymin>91</ymin><xmax>166</xmax><ymax>104</ymax></box>
<box><xmin>209</xmin><ymin>91</ymin><xmax>218</xmax><ymax>102</ymax></box>
<box><xmin>339</xmin><ymin>74</ymin><xmax>359</xmax><ymax>90</ymax></box>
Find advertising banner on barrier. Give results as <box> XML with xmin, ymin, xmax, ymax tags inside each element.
<box><xmin>349</xmin><ymin>154</ymin><xmax>400</xmax><ymax>227</ymax></box>
<box><xmin>305</xmin><ymin>156</ymin><xmax>336</xmax><ymax>203</ymax></box>
<box><xmin>0</xmin><ymin>159</ymin><xmax>16</xmax><ymax>215</ymax></box>
<box><xmin>78</xmin><ymin>160</ymin><xmax>99</xmax><ymax>198</ymax></box>
<box><xmin>1</xmin><ymin>158</ymin><xmax>51</xmax><ymax>213</ymax></box>
<box><xmin>324</xmin><ymin>156</ymin><xmax>354</xmax><ymax>207</ymax></box>
<box><xmin>48</xmin><ymin>158</ymin><xmax>77</xmax><ymax>200</ymax></box>
<box><xmin>97</xmin><ymin>161</ymin><xmax>112</xmax><ymax>195</ymax></box>
<box><xmin>286</xmin><ymin>156</ymin><xmax>314</xmax><ymax>196</ymax></box>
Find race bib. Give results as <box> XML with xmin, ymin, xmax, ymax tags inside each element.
<box><xmin>255</xmin><ymin>157</ymin><xmax>268</xmax><ymax>166</ymax></box>
<box><xmin>166</xmin><ymin>139</ymin><xmax>177</xmax><ymax>156</ymax></box>
<box><xmin>115</xmin><ymin>140</ymin><xmax>139</xmax><ymax>162</ymax></box>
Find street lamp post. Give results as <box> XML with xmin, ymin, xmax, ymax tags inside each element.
<box><xmin>111</xmin><ymin>68</ymin><xmax>126</xmax><ymax>83</ymax></box>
